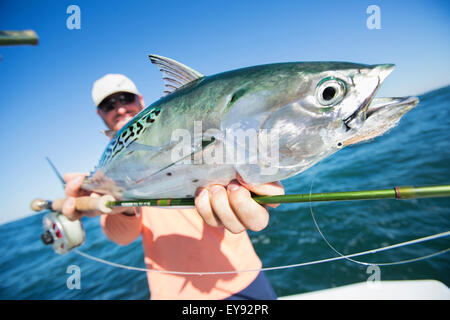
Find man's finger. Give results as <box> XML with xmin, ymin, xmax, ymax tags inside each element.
<box><xmin>236</xmin><ymin>174</ymin><xmax>284</xmax><ymax>208</ymax></box>
<box><xmin>65</xmin><ymin>175</ymin><xmax>88</xmax><ymax>197</ymax></box>
<box><xmin>61</xmin><ymin>197</ymin><xmax>81</xmax><ymax>221</ymax></box>
<box><xmin>209</xmin><ymin>185</ymin><xmax>246</xmax><ymax>234</ymax></box>
<box><xmin>194</xmin><ymin>187</ymin><xmax>222</xmax><ymax>227</ymax></box>
<box><xmin>63</xmin><ymin>172</ymin><xmax>89</xmax><ymax>183</ymax></box>
<box><xmin>227</xmin><ymin>180</ymin><xmax>269</xmax><ymax>232</ymax></box>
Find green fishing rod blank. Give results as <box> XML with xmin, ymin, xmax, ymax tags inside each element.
<box><xmin>107</xmin><ymin>185</ymin><xmax>450</xmax><ymax>208</ymax></box>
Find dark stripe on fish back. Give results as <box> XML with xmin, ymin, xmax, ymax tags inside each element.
<box><xmin>98</xmin><ymin>107</ymin><xmax>161</xmax><ymax>167</ymax></box>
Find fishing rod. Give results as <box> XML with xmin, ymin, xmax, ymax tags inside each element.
<box><xmin>31</xmin><ymin>184</ymin><xmax>450</xmax><ymax>254</ymax></box>
<box><xmin>31</xmin><ymin>184</ymin><xmax>450</xmax><ymax>212</ymax></box>
<box><xmin>109</xmin><ymin>184</ymin><xmax>450</xmax><ymax>207</ymax></box>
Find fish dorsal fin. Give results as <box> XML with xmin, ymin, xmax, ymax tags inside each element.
<box><xmin>149</xmin><ymin>54</ymin><xmax>204</xmax><ymax>97</ymax></box>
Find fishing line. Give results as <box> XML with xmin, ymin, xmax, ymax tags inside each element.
<box><xmin>71</xmin><ymin>166</ymin><xmax>450</xmax><ymax>274</ymax></box>
<box><xmin>70</xmin><ymin>162</ymin><xmax>450</xmax><ymax>274</ymax></box>
<box><xmin>73</xmin><ymin>231</ymin><xmax>449</xmax><ymax>275</ymax></box>
<box><xmin>307</xmin><ymin>161</ymin><xmax>449</xmax><ymax>266</ymax></box>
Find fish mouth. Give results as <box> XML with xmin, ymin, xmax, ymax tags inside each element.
<box><xmin>343</xmin><ymin>64</ymin><xmax>395</xmax><ymax>130</ymax></box>
<box><xmin>365</xmin><ymin>96</ymin><xmax>419</xmax><ymax>119</ymax></box>
<box><xmin>342</xmin><ymin>96</ymin><xmax>419</xmax><ymax>147</ymax></box>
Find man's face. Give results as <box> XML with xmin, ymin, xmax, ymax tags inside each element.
<box><xmin>97</xmin><ymin>92</ymin><xmax>144</xmax><ymax>131</ymax></box>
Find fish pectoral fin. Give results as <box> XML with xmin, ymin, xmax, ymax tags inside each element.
<box><xmin>145</xmin><ymin>137</ymin><xmax>218</xmax><ymax>179</ymax></box>
<box><xmin>149</xmin><ymin>54</ymin><xmax>204</xmax><ymax>97</ymax></box>
<box><xmin>126</xmin><ymin>141</ymin><xmax>171</xmax><ymax>154</ymax></box>
<box><xmin>202</xmin><ymin>136</ymin><xmax>216</xmax><ymax>149</ymax></box>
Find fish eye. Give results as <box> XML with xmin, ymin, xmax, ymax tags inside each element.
<box><xmin>316</xmin><ymin>77</ymin><xmax>347</xmax><ymax>106</ymax></box>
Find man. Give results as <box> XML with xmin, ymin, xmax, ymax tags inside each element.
<box><xmin>62</xmin><ymin>74</ymin><xmax>284</xmax><ymax>299</ymax></box>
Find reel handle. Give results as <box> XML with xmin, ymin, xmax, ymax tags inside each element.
<box><xmin>30</xmin><ymin>195</ymin><xmax>115</xmax><ymax>213</ymax></box>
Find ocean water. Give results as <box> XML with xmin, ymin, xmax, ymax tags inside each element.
<box><xmin>0</xmin><ymin>86</ymin><xmax>449</xmax><ymax>299</ymax></box>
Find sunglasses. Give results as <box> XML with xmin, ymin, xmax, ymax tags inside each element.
<box><xmin>98</xmin><ymin>92</ymin><xmax>136</xmax><ymax>113</ymax></box>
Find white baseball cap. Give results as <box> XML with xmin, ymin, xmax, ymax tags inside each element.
<box><xmin>91</xmin><ymin>74</ymin><xmax>140</xmax><ymax>106</ymax></box>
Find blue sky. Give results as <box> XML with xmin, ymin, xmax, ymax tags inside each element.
<box><xmin>0</xmin><ymin>0</ymin><xmax>449</xmax><ymax>224</ymax></box>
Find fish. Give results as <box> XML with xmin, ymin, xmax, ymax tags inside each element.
<box><xmin>82</xmin><ymin>54</ymin><xmax>419</xmax><ymax>200</ymax></box>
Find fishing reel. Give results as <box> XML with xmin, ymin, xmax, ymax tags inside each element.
<box><xmin>31</xmin><ymin>196</ymin><xmax>114</xmax><ymax>254</ymax></box>
<box><xmin>41</xmin><ymin>210</ymin><xmax>85</xmax><ymax>255</ymax></box>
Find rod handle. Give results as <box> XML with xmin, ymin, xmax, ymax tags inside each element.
<box><xmin>31</xmin><ymin>195</ymin><xmax>115</xmax><ymax>213</ymax></box>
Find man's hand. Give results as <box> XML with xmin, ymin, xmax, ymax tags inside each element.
<box><xmin>62</xmin><ymin>173</ymin><xmax>134</xmax><ymax>221</ymax></box>
<box><xmin>194</xmin><ymin>175</ymin><xmax>284</xmax><ymax>234</ymax></box>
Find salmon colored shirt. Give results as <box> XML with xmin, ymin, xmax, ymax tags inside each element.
<box><xmin>100</xmin><ymin>207</ymin><xmax>262</xmax><ymax>300</ymax></box>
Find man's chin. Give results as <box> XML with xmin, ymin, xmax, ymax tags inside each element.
<box><xmin>114</xmin><ymin>116</ymin><xmax>133</xmax><ymax>131</ymax></box>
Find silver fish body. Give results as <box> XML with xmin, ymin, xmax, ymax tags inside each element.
<box><xmin>83</xmin><ymin>56</ymin><xmax>418</xmax><ymax>199</ymax></box>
